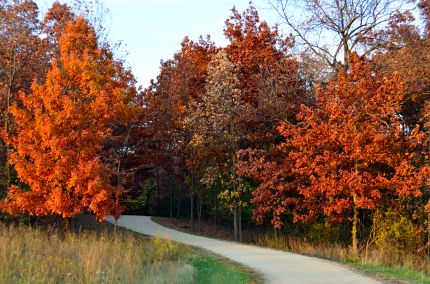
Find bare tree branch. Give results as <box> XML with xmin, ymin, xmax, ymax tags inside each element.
<box><xmin>268</xmin><ymin>0</ymin><xmax>408</xmax><ymax>70</ymax></box>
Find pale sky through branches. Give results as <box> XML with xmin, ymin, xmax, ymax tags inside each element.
<box><xmin>36</xmin><ymin>0</ymin><xmax>276</xmax><ymax>87</ymax></box>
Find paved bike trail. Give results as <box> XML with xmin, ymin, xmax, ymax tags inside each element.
<box><xmin>107</xmin><ymin>215</ymin><xmax>381</xmax><ymax>284</ymax></box>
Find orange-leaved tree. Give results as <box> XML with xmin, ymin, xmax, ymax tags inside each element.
<box><xmin>284</xmin><ymin>54</ymin><xmax>427</xmax><ymax>254</ymax></box>
<box><xmin>1</xmin><ymin>17</ymin><xmax>134</xmax><ymax>221</ymax></box>
<box><xmin>239</xmin><ymin>54</ymin><xmax>427</xmax><ymax>254</ymax></box>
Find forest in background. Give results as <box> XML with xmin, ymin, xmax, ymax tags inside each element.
<box><xmin>1</xmin><ymin>0</ymin><xmax>430</xmax><ymax>276</ymax></box>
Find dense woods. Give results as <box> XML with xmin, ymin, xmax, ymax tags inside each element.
<box><xmin>1</xmin><ymin>0</ymin><xmax>430</xmax><ymax>275</ymax></box>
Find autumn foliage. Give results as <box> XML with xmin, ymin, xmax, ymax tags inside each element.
<box><xmin>286</xmin><ymin>55</ymin><xmax>425</xmax><ymax>222</ymax></box>
<box><xmin>224</xmin><ymin>6</ymin><xmax>303</xmax><ymax>148</ymax></box>
<box><xmin>238</xmin><ymin>54</ymin><xmax>428</xmax><ymax>253</ymax></box>
<box><xmin>1</xmin><ymin>1</ymin><xmax>430</xmax><ymax>268</ymax></box>
<box><xmin>1</xmin><ymin>17</ymin><xmax>132</xmax><ymax>220</ymax></box>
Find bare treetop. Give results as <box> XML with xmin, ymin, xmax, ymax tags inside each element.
<box><xmin>269</xmin><ymin>0</ymin><xmax>410</xmax><ymax>70</ymax></box>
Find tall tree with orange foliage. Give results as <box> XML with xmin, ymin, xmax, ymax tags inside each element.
<box><xmin>239</xmin><ymin>54</ymin><xmax>427</xmax><ymax>254</ymax></box>
<box><xmin>1</xmin><ymin>17</ymin><xmax>134</xmax><ymax>221</ymax></box>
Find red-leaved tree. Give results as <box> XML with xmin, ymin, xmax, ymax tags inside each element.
<box><xmin>238</xmin><ymin>54</ymin><xmax>427</xmax><ymax>254</ymax></box>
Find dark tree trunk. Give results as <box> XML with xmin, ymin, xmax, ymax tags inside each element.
<box><xmin>176</xmin><ymin>178</ymin><xmax>182</xmax><ymax>218</ymax></box>
<box><xmin>233</xmin><ymin>204</ymin><xmax>238</xmax><ymax>241</ymax></box>
<box><xmin>214</xmin><ymin>197</ymin><xmax>218</xmax><ymax>227</ymax></box>
<box><xmin>198</xmin><ymin>188</ymin><xmax>203</xmax><ymax>231</ymax></box>
<box><xmin>169</xmin><ymin>173</ymin><xmax>173</xmax><ymax>218</ymax></box>
<box><xmin>156</xmin><ymin>166</ymin><xmax>160</xmax><ymax>216</ymax></box>
<box><xmin>63</xmin><ymin>217</ymin><xmax>73</xmax><ymax>232</ymax></box>
<box><xmin>190</xmin><ymin>168</ymin><xmax>195</xmax><ymax>231</ymax></box>
<box><xmin>238</xmin><ymin>205</ymin><xmax>242</xmax><ymax>242</ymax></box>
<box><xmin>145</xmin><ymin>187</ymin><xmax>153</xmax><ymax>216</ymax></box>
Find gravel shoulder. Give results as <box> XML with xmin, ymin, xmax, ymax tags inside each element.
<box><xmin>107</xmin><ymin>215</ymin><xmax>381</xmax><ymax>284</ymax></box>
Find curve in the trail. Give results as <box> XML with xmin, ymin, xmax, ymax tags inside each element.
<box><xmin>106</xmin><ymin>215</ymin><xmax>381</xmax><ymax>284</ymax></box>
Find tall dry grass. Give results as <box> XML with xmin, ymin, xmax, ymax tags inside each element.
<box><xmin>0</xmin><ymin>224</ymin><xmax>194</xmax><ymax>284</ymax></box>
<box><xmin>256</xmin><ymin>233</ymin><xmax>430</xmax><ymax>275</ymax></box>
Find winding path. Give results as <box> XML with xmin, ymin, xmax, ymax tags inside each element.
<box><xmin>106</xmin><ymin>215</ymin><xmax>381</xmax><ymax>284</ymax></box>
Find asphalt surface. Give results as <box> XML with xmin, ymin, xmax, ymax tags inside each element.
<box><xmin>106</xmin><ymin>215</ymin><xmax>381</xmax><ymax>284</ymax></box>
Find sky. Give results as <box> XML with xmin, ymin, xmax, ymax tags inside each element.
<box><xmin>36</xmin><ymin>0</ymin><xmax>278</xmax><ymax>87</ymax></box>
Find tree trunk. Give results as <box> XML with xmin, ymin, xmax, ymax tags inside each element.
<box><xmin>176</xmin><ymin>155</ymin><xmax>185</xmax><ymax>218</ymax></box>
<box><xmin>198</xmin><ymin>187</ymin><xmax>203</xmax><ymax>231</ymax></box>
<box><xmin>343</xmin><ymin>34</ymin><xmax>350</xmax><ymax>71</ymax></box>
<box><xmin>190</xmin><ymin>168</ymin><xmax>194</xmax><ymax>231</ymax></box>
<box><xmin>145</xmin><ymin>187</ymin><xmax>153</xmax><ymax>216</ymax></box>
<box><xmin>233</xmin><ymin>204</ymin><xmax>238</xmax><ymax>241</ymax></box>
<box><xmin>169</xmin><ymin>183</ymin><xmax>173</xmax><ymax>218</ymax></box>
<box><xmin>351</xmin><ymin>162</ymin><xmax>360</xmax><ymax>256</ymax></box>
<box><xmin>64</xmin><ymin>217</ymin><xmax>72</xmax><ymax>232</ymax></box>
<box><xmin>116</xmin><ymin>156</ymin><xmax>121</xmax><ymax>187</ymax></box>
<box><xmin>238</xmin><ymin>204</ymin><xmax>242</xmax><ymax>242</ymax></box>
<box><xmin>156</xmin><ymin>166</ymin><xmax>160</xmax><ymax>216</ymax></box>
<box><xmin>168</xmin><ymin>171</ymin><xmax>173</xmax><ymax>218</ymax></box>
<box><xmin>176</xmin><ymin>178</ymin><xmax>182</xmax><ymax>218</ymax></box>
<box><xmin>214</xmin><ymin>197</ymin><xmax>218</xmax><ymax>227</ymax></box>
<box><xmin>352</xmin><ymin>193</ymin><xmax>358</xmax><ymax>256</ymax></box>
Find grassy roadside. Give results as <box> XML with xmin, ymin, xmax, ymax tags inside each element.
<box><xmin>257</xmin><ymin>234</ymin><xmax>430</xmax><ymax>284</ymax></box>
<box><xmin>153</xmin><ymin>217</ymin><xmax>430</xmax><ymax>284</ymax></box>
<box><xmin>345</xmin><ymin>261</ymin><xmax>430</xmax><ymax>284</ymax></box>
<box><xmin>0</xmin><ymin>216</ymin><xmax>262</xmax><ymax>284</ymax></box>
<box><xmin>109</xmin><ymin>217</ymin><xmax>263</xmax><ymax>284</ymax></box>
<box><xmin>191</xmin><ymin>253</ymin><xmax>261</xmax><ymax>284</ymax></box>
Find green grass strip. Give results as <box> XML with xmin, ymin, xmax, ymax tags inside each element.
<box><xmin>191</xmin><ymin>255</ymin><xmax>259</xmax><ymax>284</ymax></box>
<box><xmin>346</xmin><ymin>261</ymin><xmax>430</xmax><ymax>284</ymax></box>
